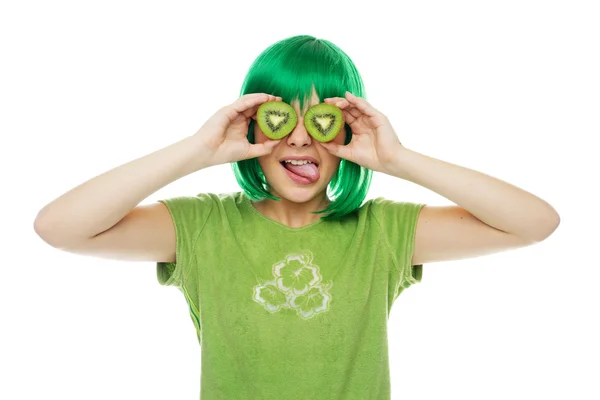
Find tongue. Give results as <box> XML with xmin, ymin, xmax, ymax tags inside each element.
<box><xmin>284</xmin><ymin>163</ymin><xmax>320</xmax><ymax>182</ymax></box>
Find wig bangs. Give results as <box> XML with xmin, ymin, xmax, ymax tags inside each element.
<box><xmin>240</xmin><ymin>36</ymin><xmax>364</xmax><ymax>111</ymax></box>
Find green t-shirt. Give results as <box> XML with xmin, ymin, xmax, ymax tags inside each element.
<box><xmin>157</xmin><ymin>191</ymin><xmax>425</xmax><ymax>400</ymax></box>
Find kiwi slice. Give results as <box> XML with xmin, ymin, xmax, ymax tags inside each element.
<box><xmin>303</xmin><ymin>103</ymin><xmax>344</xmax><ymax>142</ymax></box>
<box><xmin>256</xmin><ymin>101</ymin><xmax>298</xmax><ymax>140</ymax></box>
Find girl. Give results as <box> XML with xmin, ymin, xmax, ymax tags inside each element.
<box><xmin>34</xmin><ymin>35</ymin><xmax>560</xmax><ymax>399</ymax></box>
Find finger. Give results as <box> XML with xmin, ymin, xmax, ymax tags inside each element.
<box><xmin>346</xmin><ymin>107</ymin><xmax>364</xmax><ymax>118</ymax></box>
<box><xmin>242</xmin><ymin>94</ymin><xmax>281</xmax><ymax>118</ymax></box>
<box><xmin>329</xmin><ymin>100</ymin><xmax>360</xmax><ymax>118</ymax></box>
<box><xmin>225</xmin><ymin>93</ymin><xmax>277</xmax><ymax>122</ymax></box>
<box><xmin>231</xmin><ymin>93</ymin><xmax>271</xmax><ymax>114</ymax></box>
<box><xmin>345</xmin><ymin>92</ymin><xmax>380</xmax><ymax>117</ymax></box>
<box><xmin>334</xmin><ymin>99</ymin><xmax>351</xmax><ymax>109</ymax></box>
<box><xmin>342</xmin><ymin>106</ymin><xmax>362</xmax><ymax>120</ymax></box>
<box><xmin>323</xmin><ymin>97</ymin><xmax>345</xmax><ymax>104</ymax></box>
<box><xmin>341</xmin><ymin>110</ymin><xmax>357</xmax><ymax>124</ymax></box>
<box><xmin>324</xmin><ymin>97</ymin><xmax>350</xmax><ymax>110</ymax></box>
<box><xmin>241</xmin><ymin>104</ymin><xmax>262</xmax><ymax>119</ymax></box>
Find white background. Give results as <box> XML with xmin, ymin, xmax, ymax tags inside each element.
<box><xmin>2</xmin><ymin>0</ymin><xmax>598</xmax><ymax>399</ymax></box>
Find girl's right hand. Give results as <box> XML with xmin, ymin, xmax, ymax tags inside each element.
<box><xmin>192</xmin><ymin>93</ymin><xmax>282</xmax><ymax>167</ymax></box>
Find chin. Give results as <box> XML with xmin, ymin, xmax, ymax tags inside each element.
<box><xmin>277</xmin><ymin>186</ymin><xmax>323</xmax><ymax>204</ymax></box>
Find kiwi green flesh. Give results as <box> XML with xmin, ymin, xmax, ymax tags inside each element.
<box><xmin>256</xmin><ymin>101</ymin><xmax>298</xmax><ymax>140</ymax></box>
<box><xmin>304</xmin><ymin>104</ymin><xmax>343</xmax><ymax>142</ymax></box>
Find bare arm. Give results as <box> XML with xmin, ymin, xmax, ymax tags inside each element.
<box><xmin>33</xmin><ymin>93</ymin><xmax>281</xmax><ymax>262</ymax></box>
<box><xmin>33</xmin><ymin>134</ymin><xmax>209</xmax><ymax>248</ymax></box>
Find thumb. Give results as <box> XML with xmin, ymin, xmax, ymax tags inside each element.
<box><xmin>319</xmin><ymin>141</ymin><xmax>350</xmax><ymax>160</ymax></box>
<box><xmin>245</xmin><ymin>140</ymin><xmax>281</xmax><ymax>159</ymax></box>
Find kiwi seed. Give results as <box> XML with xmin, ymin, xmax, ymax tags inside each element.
<box><xmin>256</xmin><ymin>101</ymin><xmax>298</xmax><ymax>140</ymax></box>
<box><xmin>303</xmin><ymin>103</ymin><xmax>344</xmax><ymax>142</ymax></box>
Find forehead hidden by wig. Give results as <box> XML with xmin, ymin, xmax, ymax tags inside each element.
<box><xmin>240</xmin><ymin>35</ymin><xmax>366</xmax><ymax>106</ymax></box>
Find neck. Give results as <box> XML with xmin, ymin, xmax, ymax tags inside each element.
<box><xmin>251</xmin><ymin>190</ymin><xmax>331</xmax><ymax>228</ymax></box>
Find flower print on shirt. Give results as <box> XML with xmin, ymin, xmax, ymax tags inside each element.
<box><xmin>252</xmin><ymin>250</ymin><xmax>332</xmax><ymax>320</ymax></box>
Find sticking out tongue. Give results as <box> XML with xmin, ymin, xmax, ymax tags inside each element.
<box><xmin>283</xmin><ymin>162</ymin><xmax>320</xmax><ymax>182</ymax></box>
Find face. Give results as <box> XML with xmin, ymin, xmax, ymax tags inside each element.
<box><xmin>253</xmin><ymin>89</ymin><xmax>347</xmax><ymax>204</ymax></box>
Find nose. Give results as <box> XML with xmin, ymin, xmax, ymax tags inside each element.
<box><xmin>286</xmin><ymin>117</ymin><xmax>312</xmax><ymax>148</ymax></box>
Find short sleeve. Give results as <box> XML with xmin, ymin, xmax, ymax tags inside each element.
<box><xmin>370</xmin><ymin>198</ymin><xmax>427</xmax><ymax>289</ymax></box>
<box><xmin>156</xmin><ymin>193</ymin><xmax>214</xmax><ymax>287</ymax></box>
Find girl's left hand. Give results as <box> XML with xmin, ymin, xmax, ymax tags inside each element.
<box><xmin>321</xmin><ymin>92</ymin><xmax>406</xmax><ymax>173</ymax></box>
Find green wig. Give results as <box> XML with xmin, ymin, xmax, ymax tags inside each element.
<box><xmin>231</xmin><ymin>35</ymin><xmax>373</xmax><ymax>221</ymax></box>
